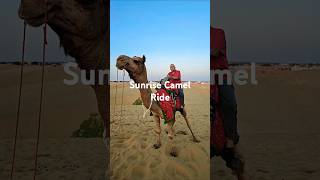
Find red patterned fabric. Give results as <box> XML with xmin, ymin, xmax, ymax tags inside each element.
<box><xmin>156</xmin><ymin>89</ymin><xmax>174</xmax><ymax>123</ymax></box>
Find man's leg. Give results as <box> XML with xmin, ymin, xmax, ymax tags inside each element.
<box><xmin>218</xmin><ymin>84</ymin><xmax>239</xmax><ymax>146</ymax></box>
<box><xmin>210</xmin><ymin>97</ymin><xmax>217</xmax><ymax>158</ymax></box>
<box><xmin>218</xmin><ymin>83</ymin><xmax>246</xmax><ymax>178</ymax></box>
<box><xmin>179</xmin><ymin>88</ymin><xmax>185</xmax><ymax>107</ymax></box>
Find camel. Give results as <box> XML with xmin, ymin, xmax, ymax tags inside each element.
<box><xmin>19</xmin><ymin>0</ymin><xmax>109</xmax><ymax>135</ymax></box>
<box><xmin>18</xmin><ymin>0</ymin><xmax>110</xmax><ymax>177</ymax></box>
<box><xmin>116</xmin><ymin>55</ymin><xmax>200</xmax><ymax>157</ymax></box>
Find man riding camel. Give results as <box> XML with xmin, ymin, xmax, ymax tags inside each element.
<box><xmin>167</xmin><ymin>64</ymin><xmax>185</xmax><ymax>108</ymax></box>
<box><xmin>211</xmin><ymin>27</ymin><xmax>246</xmax><ymax>179</ymax></box>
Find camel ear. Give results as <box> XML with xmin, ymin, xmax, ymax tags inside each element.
<box><xmin>142</xmin><ymin>55</ymin><xmax>146</xmax><ymax>63</ymax></box>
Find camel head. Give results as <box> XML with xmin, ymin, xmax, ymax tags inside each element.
<box><xmin>19</xmin><ymin>0</ymin><xmax>107</xmax><ymax>59</ymax></box>
<box><xmin>116</xmin><ymin>55</ymin><xmax>147</xmax><ymax>83</ymax></box>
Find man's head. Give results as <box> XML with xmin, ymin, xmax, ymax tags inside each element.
<box><xmin>170</xmin><ymin>64</ymin><xmax>176</xmax><ymax>71</ymax></box>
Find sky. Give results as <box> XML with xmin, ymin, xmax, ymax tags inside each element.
<box><xmin>0</xmin><ymin>1</ymin><xmax>73</xmax><ymax>63</ymax></box>
<box><xmin>212</xmin><ymin>0</ymin><xmax>320</xmax><ymax>63</ymax></box>
<box><xmin>110</xmin><ymin>0</ymin><xmax>210</xmax><ymax>81</ymax></box>
<box><xmin>1</xmin><ymin>0</ymin><xmax>319</xmax><ymax>72</ymax></box>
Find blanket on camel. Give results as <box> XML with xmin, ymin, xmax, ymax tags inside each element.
<box><xmin>155</xmin><ymin>88</ymin><xmax>175</xmax><ymax>124</ymax></box>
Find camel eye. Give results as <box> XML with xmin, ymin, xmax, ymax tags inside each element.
<box><xmin>133</xmin><ymin>60</ymin><xmax>140</xmax><ymax>64</ymax></box>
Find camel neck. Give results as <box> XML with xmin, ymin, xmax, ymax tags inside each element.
<box><xmin>132</xmin><ymin>72</ymin><xmax>148</xmax><ymax>84</ymax></box>
<box><xmin>136</xmin><ymin>79</ymin><xmax>151</xmax><ymax>99</ymax></box>
<box><xmin>135</xmin><ymin>76</ymin><xmax>152</xmax><ymax>108</ymax></box>
<box><xmin>52</xmin><ymin>23</ymin><xmax>106</xmax><ymax>69</ymax></box>
<box><xmin>138</xmin><ymin>87</ymin><xmax>152</xmax><ymax>94</ymax></box>
<box><xmin>75</xmin><ymin>39</ymin><xmax>108</xmax><ymax>70</ymax></box>
<box><xmin>131</xmin><ymin>69</ymin><xmax>151</xmax><ymax>108</ymax></box>
<box><xmin>139</xmin><ymin>87</ymin><xmax>152</xmax><ymax>108</ymax></box>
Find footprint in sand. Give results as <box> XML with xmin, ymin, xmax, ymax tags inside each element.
<box><xmin>176</xmin><ymin>130</ymin><xmax>188</xmax><ymax>135</ymax></box>
<box><xmin>301</xmin><ymin>169</ymin><xmax>316</xmax><ymax>174</ymax></box>
<box><xmin>131</xmin><ymin>166</ymin><xmax>146</xmax><ymax>179</ymax></box>
<box><xmin>140</xmin><ymin>143</ymin><xmax>147</xmax><ymax>149</ymax></box>
<box><xmin>149</xmin><ymin>161</ymin><xmax>159</xmax><ymax>169</ymax></box>
<box><xmin>256</xmin><ymin>168</ymin><xmax>270</xmax><ymax>174</ymax></box>
<box><xmin>126</xmin><ymin>151</ymin><xmax>143</xmax><ymax>162</ymax></box>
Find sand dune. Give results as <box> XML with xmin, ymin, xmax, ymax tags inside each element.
<box><xmin>0</xmin><ymin>65</ymin><xmax>106</xmax><ymax>180</ymax></box>
<box><xmin>110</xmin><ymin>83</ymin><xmax>210</xmax><ymax>180</ymax></box>
<box><xmin>2</xmin><ymin>65</ymin><xmax>320</xmax><ymax>179</ymax></box>
<box><xmin>1</xmin><ymin>138</ymin><xmax>106</xmax><ymax>180</ymax></box>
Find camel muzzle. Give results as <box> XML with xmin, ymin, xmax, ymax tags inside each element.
<box><xmin>116</xmin><ymin>61</ymin><xmax>129</xmax><ymax>70</ymax></box>
<box><xmin>116</xmin><ymin>55</ymin><xmax>130</xmax><ymax>70</ymax></box>
<box><xmin>19</xmin><ymin>4</ymin><xmax>46</xmax><ymax>27</ymax></box>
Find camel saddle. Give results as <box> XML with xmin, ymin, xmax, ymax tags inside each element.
<box><xmin>154</xmin><ymin>88</ymin><xmax>174</xmax><ymax>123</ymax></box>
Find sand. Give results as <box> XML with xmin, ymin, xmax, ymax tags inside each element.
<box><xmin>211</xmin><ymin>68</ymin><xmax>320</xmax><ymax>179</ymax></box>
<box><xmin>2</xmin><ymin>64</ymin><xmax>320</xmax><ymax>180</ymax></box>
<box><xmin>110</xmin><ymin>82</ymin><xmax>210</xmax><ymax>180</ymax></box>
<box><xmin>1</xmin><ymin>138</ymin><xmax>106</xmax><ymax>180</ymax></box>
<box><xmin>0</xmin><ymin>64</ymin><xmax>106</xmax><ymax>180</ymax></box>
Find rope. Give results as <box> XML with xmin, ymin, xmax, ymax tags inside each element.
<box><xmin>142</xmin><ymin>99</ymin><xmax>153</xmax><ymax>118</ymax></box>
<box><xmin>33</xmin><ymin>1</ymin><xmax>48</xmax><ymax>179</ymax></box>
<box><xmin>10</xmin><ymin>21</ymin><xmax>27</xmax><ymax>180</ymax></box>
<box><xmin>120</xmin><ymin>70</ymin><xmax>125</xmax><ymax>121</ymax></box>
<box><xmin>141</xmin><ymin>69</ymin><xmax>152</xmax><ymax>119</ymax></box>
<box><xmin>113</xmin><ymin>70</ymin><xmax>118</xmax><ymax>115</ymax></box>
<box><xmin>113</xmin><ymin>70</ymin><xmax>125</xmax><ymax>133</ymax></box>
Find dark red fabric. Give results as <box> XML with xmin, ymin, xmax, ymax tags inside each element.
<box><xmin>168</xmin><ymin>70</ymin><xmax>182</xmax><ymax>84</ymax></box>
<box><xmin>210</xmin><ymin>85</ymin><xmax>226</xmax><ymax>154</ymax></box>
<box><xmin>175</xmin><ymin>96</ymin><xmax>182</xmax><ymax>110</ymax></box>
<box><xmin>156</xmin><ymin>89</ymin><xmax>174</xmax><ymax>122</ymax></box>
<box><xmin>211</xmin><ymin>27</ymin><xmax>229</xmax><ymax>70</ymax></box>
<box><xmin>211</xmin><ymin>27</ymin><xmax>228</xmax><ymax>154</ymax></box>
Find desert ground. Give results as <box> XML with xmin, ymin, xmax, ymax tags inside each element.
<box><xmin>1</xmin><ymin>64</ymin><xmax>320</xmax><ymax>180</ymax></box>
<box><xmin>110</xmin><ymin>81</ymin><xmax>210</xmax><ymax>180</ymax></box>
<box><xmin>212</xmin><ymin>66</ymin><xmax>320</xmax><ymax>179</ymax></box>
<box><xmin>0</xmin><ymin>64</ymin><xmax>106</xmax><ymax>180</ymax></box>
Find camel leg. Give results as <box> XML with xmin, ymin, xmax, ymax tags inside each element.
<box><xmin>167</xmin><ymin>121</ymin><xmax>178</xmax><ymax>157</ymax></box>
<box><xmin>164</xmin><ymin>123</ymin><xmax>175</xmax><ymax>136</ymax></box>
<box><xmin>92</xmin><ymin>85</ymin><xmax>109</xmax><ymax>137</ymax></box>
<box><xmin>181</xmin><ymin>108</ymin><xmax>200</xmax><ymax>142</ymax></box>
<box><xmin>91</xmin><ymin>85</ymin><xmax>109</xmax><ymax>177</ymax></box>
<box><xmin>153</xmin><ymin>115</ymin><xmax>162</xmax><ymax>149</ymax></box>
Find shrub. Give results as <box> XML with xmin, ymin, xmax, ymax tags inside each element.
<box><xmin>132</xmin><ymin>97</ymin><xmax>142</xmax><ymax>105</ymax></box>
<box><xmin>72</xmin><ymin>113</ymin><xmax>104</xmax><ymax>138</ymax></box>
